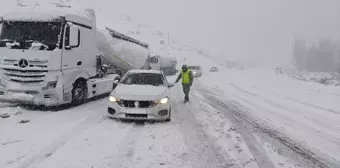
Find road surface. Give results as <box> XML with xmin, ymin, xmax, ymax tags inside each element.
<box><xmin>0</xmin><ymin>77</ymin><xmax>332</xmax><ymax>168</ymax></box>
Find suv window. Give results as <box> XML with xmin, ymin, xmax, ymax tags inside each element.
<box><xmin>121</xmin><ymin>73</ymin><xmax>165</xmax><ymax>86</ymax></box>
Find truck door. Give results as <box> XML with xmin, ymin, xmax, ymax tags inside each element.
<box><xmin>62</xmin><ymin>24</ymin><xmax>82</xmax><ymax>71</ymax></box>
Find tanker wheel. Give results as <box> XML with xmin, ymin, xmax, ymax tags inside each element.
<box><xmin>72</xmin><ymin>80</ymin><xmax>87</xmax><ymax>106</ymax></box>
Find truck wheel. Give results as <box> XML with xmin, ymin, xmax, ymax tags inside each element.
<box><xmin>72</xmin><ymin>80</ymin><xmax>87</xmax><ymax>105</ymax></box>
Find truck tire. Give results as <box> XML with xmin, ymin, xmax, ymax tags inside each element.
<box><xmin>72</xmin><ymin>80</ymin><xmax>87</xmax><ymax>105</ymax></box>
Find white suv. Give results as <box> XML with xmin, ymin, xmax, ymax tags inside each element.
<box><xmin>188</xmin><ymin>66</ymin><xmax>202</xmax><ymax>77</ymax></box>
<box><xmin>107</xmin><ymin>69</ymin><xmax>174</xmax><ymax>121</ymax></box>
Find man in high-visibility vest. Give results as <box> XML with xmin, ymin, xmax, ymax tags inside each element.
<box><xmin>175</xmin><ymin>65</ymin><xmax>194</xmax><ymax>102</ymax></box>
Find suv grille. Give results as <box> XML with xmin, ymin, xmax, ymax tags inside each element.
<box><xmin>118</xmin><ymin>100</ymin><xmax>155</xmax><ymax>108</ymax></box>
<box><xmin>125</xmin><ymin>114</ymin><xmax>147</xmax><ymax>118</ymax></box>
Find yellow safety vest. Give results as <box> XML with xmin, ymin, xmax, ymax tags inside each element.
<box><xmin>181</xmin><ymin>70</ymin><xmax>191</xmax><ymax>84</ymax></box>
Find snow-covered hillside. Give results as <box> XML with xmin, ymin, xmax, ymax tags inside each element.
<box><xmin>289</xmin><ymin>71</ymin><xmax>340</xmax><ymax>87</ymax></box>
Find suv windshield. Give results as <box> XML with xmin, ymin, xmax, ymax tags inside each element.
<box><xmin>121</xmin><ymin>73</ymin><xmax>165</xmax><ymax>86</ymax></box>
<box><xmin>0</xmin><ymin>21</ymin><xmax>62</xmax><ymax>50</ymax></box>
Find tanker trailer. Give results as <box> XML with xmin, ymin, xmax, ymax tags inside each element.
<box><xmin>95</xmin><ymin>27</ymin><xmax>151</xmax><ymax>76</ymax></box>
<box><xmin>149</xmin><ymin>55</ymin><xmax>177</xmax><ymax>76</ymax></box>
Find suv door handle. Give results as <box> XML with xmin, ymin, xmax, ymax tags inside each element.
<box><xmin>77</xmin><ymin>61</ymin><xmax>82</xmax><ymax>66</ymax></box>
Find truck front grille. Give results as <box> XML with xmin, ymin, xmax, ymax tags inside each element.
<box><xmin>118</xmin><ymin>100</ymin><xmax>155</xmax><ymax>108</ymax></box>
<box><xmin>3</xmin><ymin>68</ymin><xmax>47</xmax><ymax>84</ymax></box>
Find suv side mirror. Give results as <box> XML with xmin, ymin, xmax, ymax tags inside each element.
<box><xmin>113</xmin><ymin>79</ymin><xmax>120</xmax><ymax>84</ymax></box>
<box><xmin>168</xmin><ymin>82</ymin><xmax>174</xmax><ymax>88</ymax></box>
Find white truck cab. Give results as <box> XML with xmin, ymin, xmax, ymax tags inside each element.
<box><xmin>0</xmin><ymin>6</ymin><xmax>124</xmax><ymax>106</ymax></box>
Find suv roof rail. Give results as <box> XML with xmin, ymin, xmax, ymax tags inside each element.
<box><xmin>106</xmin><ymin>27</ymin><xmax>149</xmax><ymax>49</ymax></box>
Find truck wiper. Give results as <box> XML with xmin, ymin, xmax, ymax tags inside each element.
<box><xmin>0</xmin><ymin>39</ymin><xmax>15</xmax><ymax>47</ymax></box>
<box><xmin>0</xmin><ymin>39</ymin><xmax>15</xmax><ymax>42</ymax></box>
<box><xmin>27</xmin><ymin>40</ymin><xmax>49</xmax><ymax>50</ymax></box>
<box><xmin>3</xmin><ymin>40</ymin><xmax>20</xmax><ymax>48</ymax></box>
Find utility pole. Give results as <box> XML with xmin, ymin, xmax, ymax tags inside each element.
<box><xmin>167</xmin><ymin>32</ymin><xmax>170</xmax><ymax>45</ymax></box>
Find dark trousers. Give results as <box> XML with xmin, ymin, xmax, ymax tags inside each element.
<box><xmin>182</xmin><ymin>83</ymin><xmax>191</xmax><ymax>101</ymax></box>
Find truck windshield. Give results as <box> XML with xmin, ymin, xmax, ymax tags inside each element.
<box><xmin>121</xmin><ymin>73</ymin><xmax>165</xmax><ymax>86</ymax></box>
<box><xmin>0</xmin><ymin>21</ymin><xmax>62</xmax><ymax>50</ymax></box>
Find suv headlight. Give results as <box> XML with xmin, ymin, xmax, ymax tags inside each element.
<box><xmin>109</xmin><ymin>96</ymin><xmax>120</xmax><ymax>102</ymax></box>
<box><xmin>155</xmin><ymin>97</ymin><xmax>169</xmax><ymax>104</ymax></box>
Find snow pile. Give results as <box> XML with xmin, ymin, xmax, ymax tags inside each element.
<box><xmin>290</xmin><ymin>71</ymin><xmax>340</xmax><ymax>86</ymax></box>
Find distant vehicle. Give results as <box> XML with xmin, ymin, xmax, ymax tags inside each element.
<box><xmin>209</xmin><ymin>67</ymin><xmax>218</xmax><ymax>72</ymax></box>
<box><xmin>188</xmin><ymin>66</ymin><xmax>202</xmax><ymax>77</ymax></box>
<box><xmin>148</xmin><ymin>55</ymin><xmax>177</xmax><ymax>76</ymax></box>
<box><xmin>108</xmin><ymin>70</ymin><xmax>173</xmax><ymax>121</ymax></box>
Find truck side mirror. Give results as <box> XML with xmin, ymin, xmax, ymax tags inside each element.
<box><xmin>66</xmin><ymin>25</ymin><xmax>80</xmax><ymax>49</ymax></box>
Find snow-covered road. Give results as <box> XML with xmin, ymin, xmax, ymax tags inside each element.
<box><xmin>1</xmin><ymin>74</ymin><xmax>329</xmax><ymax>168</ymax></box>
<box><xmin>0</xmin><ymin>76</ymin><xmax>255</xmax><ymax>168</ymax></box>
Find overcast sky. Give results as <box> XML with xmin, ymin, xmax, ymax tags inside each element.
<box><xmin>96</xmin><ymin>0</ymin><xmax>340</xmax><ymax>67</ymax></box>
<box><xmin>1</xmin><ymin>0</ymin><xmax>339</xmax><ymax>67</ymax></box>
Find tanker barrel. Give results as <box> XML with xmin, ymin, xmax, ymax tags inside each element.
<box><xmin>105</xmin><ymin>27</ymin><xmax>149</xmax><ymax>49</ymax></box>
<box><xmin>96</xmin><ymin>29</ymin><xmax>150</xmax><ymax>74</ymax></box>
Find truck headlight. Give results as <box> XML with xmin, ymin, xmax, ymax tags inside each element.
<box><xmin>42</xmin><ymin>81</ymin><xmax>58</xmax><ymax>90</ymax></box>
<box><xmin>109</xmin><ymin>96</ymin><xmax>119</xmax><ymax>102</ymax></box>
<box><xmin>43</xmin><ymin>76</ymin><xmax>59</xmax><ymax>90</ymax></box>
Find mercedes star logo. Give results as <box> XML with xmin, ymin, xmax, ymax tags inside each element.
<box><xmin>18</xmin><ymin>59</ymin><xmax>29</xmax><ymax>68</ymax></box>
<box><xmin>134</xmin><ymin>101</ymin><xmax>139</xmax><ymax>108</ymax></box>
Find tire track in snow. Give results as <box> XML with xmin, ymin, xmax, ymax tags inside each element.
<box><xmin>229</xmin><ymin>83</ymin><xmax>340</xmax><ymax>115</ymax></box>
<box><xmin>194</xmin><ymin>89</ymin><xmax>276</xmax><ymax>168</ymax></box>
<box><xmin>197</xmin><ymin>87</ymin><xmax>332</xmax><ymax>168</ymax></box>
<box><xmin>172</xmin><ymin>85</ymin><xmax>233</xmax><ymax>168</ymax></box>
<box><xmin>222</xmin><ymin>82</ymin><xmax>340</xmax><ymax>164</ymax></box>
<box><xmin>16</xmin><ymin>102</ymin><xmax>113</xmax><ymax>168</ymax></box>
<box><xmin>104</xmin><ymin>121</ymin><xmax>145</xmax><ymax>168</ymax></box>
